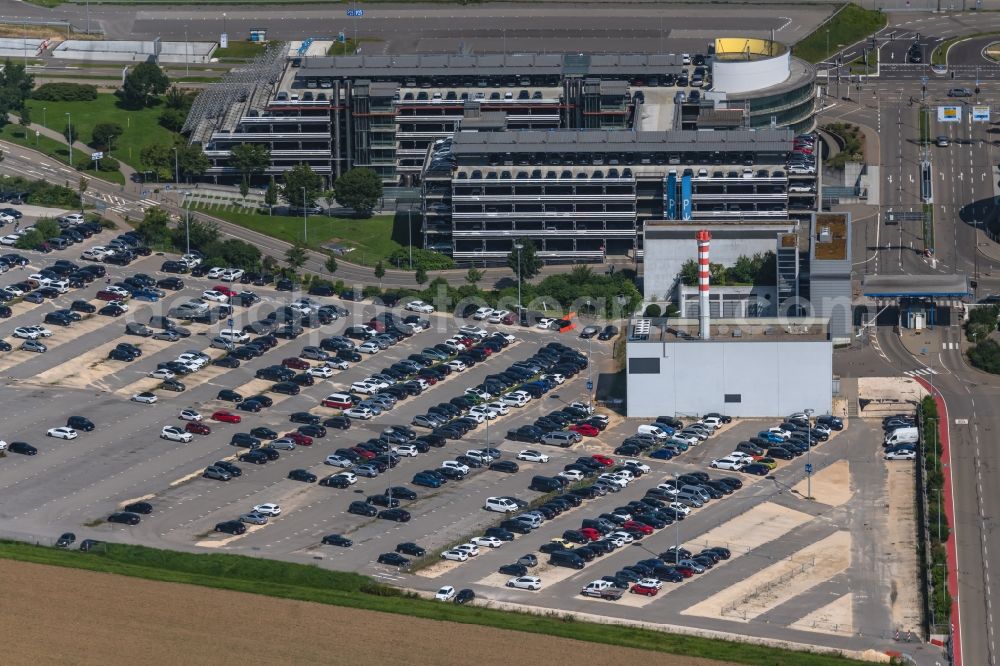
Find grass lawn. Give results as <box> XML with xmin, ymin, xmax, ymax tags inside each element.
<box><xmin>0</xmin><ymin>124</ymin><xmax>125</xmax><ymax>185</ymax></box>
<box><xmin>213</xmin><ymin>41</ymin><xmax>267</xmax><ymax>59</ymax></box>
<box><xmin>0</xmin><ymin>540</ymin><xmax>866</xmax><ymax>666</ymax></box>
<box><xmin>792</xmin><ymin>4</ymin><xmax>887</xmax><ymax>64</ymax></box>
<box><xmin>194</xmin><ymin>205</ymin><xmax>405</xmax><ymax>266</ymax></box>
<box><xmin>24</xmin><ymin>93</ymin><xmax>178</xmax><ymax>173</ymax></box>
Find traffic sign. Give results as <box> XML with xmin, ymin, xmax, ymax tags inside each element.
<box><xmin>804</xmin><ymin>463</ymin><xmax>813</xmax><ymax>474</ymax></box>
<box><xmin>338</xmin><ymin>32</ymin><xmax>346</xmax><ymax>43</ymax></box>
<box><xmin>347</xmin><ymin>8</ymin><xmax>363</xmax><ymax>16</ymax></box>
<box><xmin>228</xmin><ymin>318</ymin><xmax>234</xmax><ymax>328</ymax></box>
<box><xmin>91</xmin><ymin>151</ymin><xmax>104</xmax><ymax>160</ymax></box>
<box><xmin>586</xmin><ymin>380</ymin><xmax>593</xmax><ymax>391</ymax></box>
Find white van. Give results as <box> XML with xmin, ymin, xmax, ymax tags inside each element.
<box><xmin>637</xmin><ymin>424</ymin><xmax>668</xmax><ymax>440</ymax></box>
<box><xmin>218</xmin><ymin>328</ymin><xmax>249</xmax><ymax>344</ymax></box>
<box><xmin>884</xmin><ymin>427</ymin><xmax>918</xmax><ymax>446</ymax></box>
<box><xmin>483</xmin><ymin>497</ymin><xmax>519</xmax><ymax>513</ymax></box>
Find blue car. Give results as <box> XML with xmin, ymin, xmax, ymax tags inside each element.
<box><xmin>133</xmin><ymin>289</ymin><xmax>159</xmax><ymax>302</ymax></box>
<box><xmin>651</xmin><ymin>422</ymin><xmax>675</xmax><ymax>435</ymax></box>
<box><xmin>412</xmin><ymin>471</ymin><xmax>442</xmax><ymax>488</ymax></box>
<box><xmin>757</xmin><ymin>431</ymin><xmax>785</xmax><ymax>444</ymax></box>
<box><xmin>649</xmin><ymin>448</ymin><xmax>675</xmax><ymax>460</ymax></box>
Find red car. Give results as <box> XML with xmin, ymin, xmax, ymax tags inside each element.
<box><xmin>212</xmin><ymin>285</ymin><xmax>238</xmax><ymax>298</ymax></box>
<box><xmin>501</xmin><ymin>313</ymin><xmax>515</xmax><ymax>325</ymax></box>
<box><xmin>367</xmin><ymin>319</ymin><xmax>385</xmax><ymax>332</ymax></box>
<box><xmin>579</xmin><ymin>527</ymin><xmax>601</xmax><ymax>542</ymax></box>
<box><xmin>283</xmin><ymin>431</ymin><xmax>313</xmax><ymax>446</ymax></box>
<box><xmin>282</xmin><ymin>357</ymin><xmax>309</xmax><ymax>370</ymax></box>
<box><xmin>416</xmin><ymin>374</ymin><xmax>437</xmax><ymax>386</ymax></box>
<box><xmin>475</xmin><ymin>346</ymin><xmax>493</xmax><ymax>356</ymax></box>
<box><xmin>210</xmin><ymin>410</ymin><xmax>241</xmax><ymax>424</ymax></box>
<box><xmin>570</xmin><ymin>423</ymin><xmax>600</xmax><ymax>437</ymax></box>
<box><xmin>591</xmin><ymin>454</ymin><xmax>615</xmax><ymax>467</ymax></box>
<box><xmin>96</xmin><ymin>290</ymin><xmax>121</xmax><ymax>301</ymax></box>
<box><xmin>185</xmin><ymin>422</ymin><xmax>211</xmax><ymax>435</ymax></box>
<box><xmin>351</xmin><ymin>446</ymin><xmax>376</xmax><ymax>460</ymax></box>
<box><xmin>631</xmin><ymin>582</ymin><xmax>659</xmax><ymax>597</ymax></box>
<box><xmin>622</xmin><ymin>520</ymin><xmax>653</xmax><ymax>535</ymax></box>
<box><xmin>672</xmin><ymin>565</ymin><xmax>695</xmax><ymax>578</ymax></box>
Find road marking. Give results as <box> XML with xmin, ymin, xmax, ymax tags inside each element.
<box><xmin>903</xmin><ymin>368</ymin><xmax>938</xmax><ymax>376</ymax></box>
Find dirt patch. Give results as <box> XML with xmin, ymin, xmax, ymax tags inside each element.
<box><xmin>792</xmin><ymin>459</ymin><xmax>853</xmax><ymax>506</ymax></box>
<box><xmin>680</xmin><ymin>502</ymin><xmax>814</xmax><ymax>555</ymax></box>
<box><xmin>886</xmin><ymin>461</ymin><xmax>921</xmax><ymax>631</ymax></box>
<box><xmin>789</xmin><ymin>593</ymin><xmax>854</xmax><ymax>636</ymax></box>
<box><xmin>683</xmin><ymin>531</ymin><xmax>852</xmax><ymax>622</ymax></box>
<box><xmin>0</xmin><ymin>559</ymin><xmax>736</xmax><ymax>666</ymax></box>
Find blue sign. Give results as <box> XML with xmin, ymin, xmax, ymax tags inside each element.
<box><xmin>586</xmin><ymin>380</ymin><xmax>593</xmax><ymax>391</ymax></box>
<box><xmin>665</xmin><ymin>173</ymin><xmax>677</xmax><ymax>220</ymax></box>
<box><xmin>681</xmin><ymin>174</ymin><xmax>692</xmax><ymax>221</ymax></box>
<box><xmin>347</xmin><ymin>8</ymin><xmax>364</xmax><ymax>16</ymax></box>
<box><xmin>338</xmin><ymin>32</ymin><xmax>346</xmax><ymax>43</ymax></box>
<box><xmin>805</xmin><ymin>463</ymin><xmax>813</xmax><ymax>474</ymax></box>
<box><xmin>227</xmin><ymin>318</ymin><xmax>234</xmax><ymax>328</ymax></box>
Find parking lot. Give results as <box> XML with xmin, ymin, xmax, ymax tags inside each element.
<box><xmin>0</xmin><ymin>227</ymin><xmax>919</xmax><ymax>656</ymax></box>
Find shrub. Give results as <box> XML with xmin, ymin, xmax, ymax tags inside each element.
<box><xmin>644</xmin><ymin>303</ymin><xmax>662</xmax><ymax>317</ymax></box>
<box><xmin>968</xmin><ymin>338</ymin><xmax>1000</xmax><ymax>374</ymax></box>
<box><xmin>31</xmin><ymin>82</ymin><xmax>98</xmax><ymax>102</ymax></box>
<box><xmin>388</xmin><ymin>247</ymin><xmax>455</xmax><ymax>271</ymax></box>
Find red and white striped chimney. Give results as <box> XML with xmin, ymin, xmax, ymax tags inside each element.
<box><xmin>696</xmin><ymin>230</ymin><xmax>711</xmax><ymax>340</ymax></box>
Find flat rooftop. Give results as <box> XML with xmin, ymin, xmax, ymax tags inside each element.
<box><xmin>862</xmin><ymin>273</ymin><xmax>971</xmax><ymax>298</ymax></box>
<box><xmin>627</xmin><ymin>316</ymin><xmax>830</xmax><ymax>343</ymax></box>
<box><xmin>812</xmin><ymin>213</ymin><xmax>848</xmax><ymax>261</ymax></box>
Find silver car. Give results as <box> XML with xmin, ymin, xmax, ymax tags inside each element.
<box><xmin>203</xmin><ymin>466</ymin><xmax>232</xmax><ymax>481</ymax></box>
<box><xmin>240</xmin><ymin>511</ymin><xmax>269</xmax><ymax>525</ymax></box>
<box><xmin>357</xmin><ymin>400</ymin><xmax>383</xmax><ymax>415</ymax></box>
<box><xmin>269</xmin><ymin>439</ymin><xmax>297</xmax><ymax>451</ymax></box>
<box><xmin>355</xmin><ymin>463</ymin><xmax>380</xmax><ymax>478</ymax></box>
<box><xmin>21</xmin><ymin>340</ymin><xmax>47</xmax><ymax>353</ymax></box>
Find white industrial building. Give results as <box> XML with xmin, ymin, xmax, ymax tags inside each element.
<box><xmin>625</xmin><ymin>317</ymin><xmax>833</xmax><ymax>418</ymax></box>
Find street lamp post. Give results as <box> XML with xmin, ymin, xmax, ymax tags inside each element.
<box><xmin>302</xmin><ymin>186</ymin><xmax>308</xmax><ymax>243</ymax></box>
<box><xmin>172</xmin><ymin>147</ymin><xmax>179</xmax><ymax>185</ymax></box>
<box><xmin>42</xmin><ymin>107</ymin><xmax>46</xmax><ymax>129</ymax></box>
<box><xmin>585</xmin><ymin>299</ymin><xmax>593</xmax><ymax>411</ymax></box>
<box><xmin>805</xmin><ymin>408</ymin><xmax>814</xmax><ymax>500</ymax></box>
<box><xmin>65</xmin><ymin>113</ymin><xmax>73</xmax><ymax>165</ymax></box>
<box><xmin>514</xmin><ymin>242</ymin><xmax>524</xmax><ymax>317</ymax></box>
<box><xmin>185</xmin><ymin>209</ymin><xmax>191</xmax><ymax>255</ymax></box>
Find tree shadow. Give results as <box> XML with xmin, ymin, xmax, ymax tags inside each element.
<box><xmin>391</xmin><ymin>209</ymin><xmax>418</xmax><ymax>246</ymax></box>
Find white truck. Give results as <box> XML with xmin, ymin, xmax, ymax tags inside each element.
<box><xmin>884</xmin><ymin>427</ymin><xmax>918</xmax><ymax>446</ymax></box>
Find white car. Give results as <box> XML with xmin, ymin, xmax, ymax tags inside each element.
<box><xmin>220</xmin><ymin>268</ymin><xmax>245</xmax><ymax>282</ymax></box>
<box><xmin>623</xmin><ymin>460</ymin><xmax>651</xmax><ymax>474</ymax></box>
<box><xmin>405</xmin><ymin>300</ymin><xmax>435</xmax><ymax>313</ymax></box>
<box><xmin>486</xmin><ymin>401</ymin><xmax>510</xmax><ymax>415</ymax></box>
<box><xmin>597</xmin><ymin>473</ymin><xmax>628</xmax><ymax>488</ymax></box>
<box><xmin>559</xmin><ymin>470</ymin><xmax>584</xmax><ymax>482</ymax></box>
<box><xmin>605</xmin><ymin>535</ymin><xmax>626</xmax><ymax>548</ymax></box>
<box><xmin>487</xmin><ymin>309</ymin><xmax>510</xmax><ymax>323</ymax></box>
<box><xmin>14</xmin><ymin>326</ymin><xmax>51</xmax><ymax>340</ymax></box>
<box><xmin>0</xmin><ymin>234</ymin><xmax>19</xmax><ymax>246</ymax></box>
<box><xmin>700</xmin><ymin>416</ymin><xmax>723</xmax><ymax>429</ymax></box>
<box><xmin>517</xmin><ymin>449</ymin><xmax>549</xmax><ymax>463</ymax></box>
<box><xmin>350</xmin><ymin>381</ymin><xmax>380</xmax><ymax>395</ymax></box>
<box><xmin>104</xmin><ymin>286</ymin><xmax>130</xmax><ymax>299</ymax></box>
<box><xmin>308</xmin><ymin>366</ymin><xmax>335</xmax><ymax>379</ymax></box>
<box><xmin>442</xmin><ymin>460</ymin><xmax>470</xmax><ymax>474</ymax></box>
<box><xmin>441</xmin><ymin>549</ymin><xmax>469</xmax><ymax>562</ymax></box>
<box><xmin>46</xmin><ymin>427</ymin><xmax>78</xmax><ymax>440</ymax></box>
<box><xmin>729</xmin><ymin>451</ymin><xmax>756</xmax><ymax>464</ymax></box>
<box><xmin>131</xmin><ymin>392</ymin><xmax>158</xmax><ymax>404</ymax></box>
<box><xmin>471</xmin><ymin>536</ymin><xmax>504</xmax><ymax>549</ymax></box>
<box><xmin>541</xmin><ymin>373</ymin><xmax>565</xmax><ymax>385</ymax></box>
<box><xmin>668</xmin><ymin>502</ymin><xmax>692</xmax><ymax>516</ymax></box>
<box><xmin>160</xmin><ymin>426</ymin><xmax>193</xmax><ymax>442</ymax></box>
<box><xmin>324</xmin><ymin>359</ymin><xmax>350</xmax><ymax>370</ymax></box>
<box><xmin>201</xmin><ymin>290</ymin><xmax>229</xmax><ymax>302</ymax></box>
<box><xmin>357</xmin><ymin>341</ymin><xmax>381</xmax><ymax>354</ymax></box>
<box><xmin>206</xmin><ymin>267</ymin><xmax>226</xmax><ymax>279</ymax></box>
<box><xmin>148</xmin><ymin>368</ymin><xmax>175</xmax><ymax>380</ymax></box>
<box><xmin>332</xmin><ymin>471</ymin><xmax>358</xmax><ymax>484</ymax></box>
<box><xmin>252</xmin><ymin>503</ymin><xmax>282</xmax><ymax>516</ymax></box>
<box><xmin>535</xmin><ymin>318</ymin><xmax>556</xmax><ymax>330</ymax></box>
<box><xmin>394</xmin><ymin>444</ymin><xmax>419</xmax><ymax>457</ymax></box>
<box><xmin>885</xmin><ymin>449</ymin><xmax>917</xmax><ymax>460</ymax></box>
<box><xmin>506</xmin><ymin>576</ymin><xmax>542</xmax><ymax>591</ymax></box>
<box><xmin>472</xmin><ymin>307</ymin><xmax>494</xmax><ymax>320</ymax></box>
<box><xmin>445</xmin><ymin>360</ymin><xmax>467</xmax><ymax>372</ymax></box>
<box><xmin>468</xmin><ymin>406</ymin><xmax>497</xmax><ymax>420</ymax></box>
<box><xmin>483</xmin><ymin>497</ymin><xmax>519</xmax><ymax>513</ymax></box>
<box><xmin>435</xmin><ymin>585</ymin><xmax>456</xmax><ymax>601</ymax></box>
<box><xmin>637</xmin><ymin>577</ymin><xmax>663</xmax><ymax>590</ymax></box>
<box><xmin>82</xmin><ymin>246</ymin><xmax>112</xmax><ymax>261</ymax></box>
<box><xmin>670</xmin><ymin>434</ymin><xmax>699</xmax><ymax>447</ymax></box>
<box><xmin>655</xmin><ymin>483</ymin><xmax>680</xmax><ymax>496</ymax></box>
<box><xmin>178</xmin><ymin>409</ymin><xmax>202</xmax><ymax>421</ymax></box>
<box><xmin>465</xmin><ymin>387</ymin><xmax>491</xmax><ymax>401</ymax></box>
<box><xmin>454</xmin><ymin>543</ymin><xmax>480</xmax><ymax>557</ymax></box>
<box><xmin>710</xmin><ymin>456</ymin><xmax>746</xmax><ymax>471</ymax></box>
<box><xmin>466</xmin><ymin>449</ymin><xmax>496</xmax><ymax>463</ymax></box>
<box><xmin>180</xmin><ymin>253</ymin><xmax>202</xmax><ymax>267</ymax></box>
<box><xmin>503</xmin><ymin>393</ymin><xmax>529</xmax><ymax>407</ymax></box>
<box><xmin>325</xmin><ymin>454</ymin><xmax>355</xmax><ymax>468</ymax></box>
<box><xmin>343</xmin><ymin>407</ymin><xmax>373</xmax><ymax>420</ymax></box>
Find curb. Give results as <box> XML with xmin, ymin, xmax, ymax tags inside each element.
<box><xmin>914</xmin><ymin>376</ymin><xmax>962</xmax><ymax>666</ymax></box>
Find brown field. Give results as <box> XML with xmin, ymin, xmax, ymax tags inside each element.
<box><xmin>2</xmin><ymin>560</ymin><xmax>738</xmax><ymax>666</ymax></box>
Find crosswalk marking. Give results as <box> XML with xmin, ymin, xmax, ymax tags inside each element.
<box><xmin>903</xmin><ymin>368</ymin><xmax>938</xmax><ymax>377</ymax></box>
<box><xmin>139</xmin><ymin>199</ymin><xmax>159</xmax><ymax>208</ymax></box>
<box><xmin>942</xmin><ymin>342</ymin><xmax>958</xmax><ymax>350</ymax></box>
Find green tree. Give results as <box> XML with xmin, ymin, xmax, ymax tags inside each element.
<box><xmin>229</xmin><ymin>143</ymin><xmax>271</xmax><ymax>182</ymax></box>
<box><xmin>374</xmin><ymin>260</ymin><xmax>385</xmax><ymax>287</ymax></box>
<box><xmin>264</xmin><ymin>176</ymin><xmax>278</xmax><ymax>215</ymax></box>
<box><xmin>239</xmin><ymin>176</ymin><xmax>249</xmax><ymax>201</ymax></box>
<box><xmin>332</xmin><ymin>167</ymin><xmax>382</xmax><ymax>217</ymax></box>
<box><xmin>140</xmin><ymin>143</ymin><xmax>172</xmax><ymax>178</ymax></box>
<box><xmin>414</xmin><ymin>266</ymin><xmax>428</xmax><ymax>285</ymax></box>
<box><xmin>679</xmin><ymin>259</ymin><xmax>698</xmax><ymax>286</ymax></box>
<box><xmin>465</xmin><ymin>267</ymin><xmax>484</xmax><ymax>287</ymax></box>
<box><xmin>14</xmin><ymin>229</ymin><xmax>43</xmax><ymax>249</ymax></box>
<box><xmin>507</xmin><ymin>239</ymin><xmax>543</xmax><ymax>281</ymax></box>
<box><xmin>17</xmin><ymin>104</ymin><xmax>29</xmax><ymax>129</ymax></box>
<box><xmin>282</xmin><ymin>164</ymin><xmax>323</xmax><ymax>208</ymax></box>
<box><xmin>0</xmin><ymin>59</ymin><xmax>34</xmax><ymax>129</ymax></box>
<box><xmin>164</xmin><ymin>86</ymin><xmax>191</xmax><ymax>111</ymax></box>
<box><xmin>176</xmin><ymin>144</ymin><xmax>209</xmax><ymax>182</ymax></box>
<box><xmin>63</xmin><ymin>122</ymin><xmax>76</xmax><ymax>145</ymax></box>
<box><xmin>159</xmin><ymin>108</ymin><xmax>186</xmax><ymax>132</ymax></box>
<box><xmin>91</xmin><ymin>122</ymin><xmax>124</xmax><ymax>150</ymax></box>
<box><xmin>324</xmin><ymin>254</ymin><xmax>338</xmax><ymax>275</ymax></box>
<box><xmin>119</xmin><ymin>62</ymin><xmax>170</xmax><ymax>109</ymax></box>
<box><xmin>135</xmin><ymin>207</ymin><xmax>172</xmax><ymax>247</ymax></box>
<box><xmin>285</xmin><ymin>242</ymin><xmax>308</xmax><ymax>271</ymax></box>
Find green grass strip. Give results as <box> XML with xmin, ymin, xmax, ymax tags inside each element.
<box><xmin>0</xmin><ymin>540</ymin><xmax>866</xmax><ymax>666</ymax></box>
<box><xmin>792</xmin><ymin>4</ymin><xmax>887</xmax><ymax>64</ymax></box>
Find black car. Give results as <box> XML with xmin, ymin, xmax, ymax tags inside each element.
<box><xmin>123</xmin><ymin>501</ymin><xmax>153</xmax><ymax>514</ymax></box>
<box><xmin>742</xmin><ymin>463</ymin><xmax>771</xmax><ymax>476</ymax></box>
<box><xmin>108</xmin><ymin>347</ymin><xmax>135</xmax><ymax>361</ymax></box>
<box><xmin>396</xmin><ymin>542</ymin><xmax>426</xmax><ymax>557</ymax></box>
<box><xmin>348</xmin><ymin>501</ymin><xmax>379</xmax><ymax>517</ymax></box>
<box><xmin>484</xmin><ymin>527</ymin><xmax>515</xmax><ymax>542</ymax></box>
<box><xmin>212</xmin><ymin>356</ymin><xmax>241</xmax><ymax>369</ymax></box>
<box><xmin>238</xmin><ymin>450</ymin><xmax>269</xmax><ymax>465</ymax></box>
<box><xmin>379</xmin><ymin>508</ymin><xmax>411</xmax><ymax>522</ymax></box>
<box><xmin>214</xmin><ymin>460</ymin><xmax>242</xmax><ymax>477</ymax></box>
<box><xmin>215</xmin><ymin>520</ymin><xmax>246</xmax><ymax>535</ymax></box>
<box><xmin>157</xmin><ymin>277</ymin><xmax>184</xmax><ymax>290</ymax></box>
<box><xmin>385</xmin><ymin>486</ymin><xmax>417</xmax><ymax>501</ymax></box>
<box><xmin>66</xmin><ymin>415</ymin><xmax>95</xmax><ymax>431</ymax></box>
<box><xmin>322</xmin><ymin>534</ymin><xmax>353</xmax><ymax>547</ymax></box>
<box><xmin>288</xmin><ymin>469</ymin><xmax>317</xmax><ymax>483</ymax></box>
<box><xmin>99</xmin><ymin>304</ymin><xmax>127</xmax><ymax>317</ymax></box>
<box><xmin>107</xmin><ymin>511</ymin><xmax>141</xmax><ymax>525</ymax></box>
<box><xmin>271</xmin><ymin>382</ymin><xmax>301</xmax><ymax>396</ymax></box>
<box><xmin>489</xmin><ymin>460</ymin><xmax>519</xmax><ymax>474</ymax></box>
<box><xmin>161</xmin><ymin>379</ymin><xmax>186</xmax><ymax>392</ymax></box>
<box><xmin>290</xmin><ymin>411</ymin><xmax>321</xmax><ymax>425</ymax></box>
<box><xmin>217</xmin><ymin>389</ymin><xmax>243</xmax><ymax>403</ymax></box>
<box><xmin>455</xmin><ymin>588</ymin><xmax>475</xmax><ymax>605</ymax></box>
<box><xmin>323</xmin><ymin>416</ymin><xmax>351</xmax><ymax>430</ymax></box>
<box><xmin>8</xmin><ymin>441</ymin><xmax>36</xmax><ymax>455</ymax></box>
<box><xmin>377</xmin><ymin>552</ymin><xmax>410</xmax><ymax>567</ymax></box>
<box><xmin>55</xmin><ymin>532</ymin><xmax>76</xmax><ymax>548</ymax></box>
<box><xmin>319</xmin><ymin>474</ymin><xmax>351</xmax><ymax>488</ymax></box>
